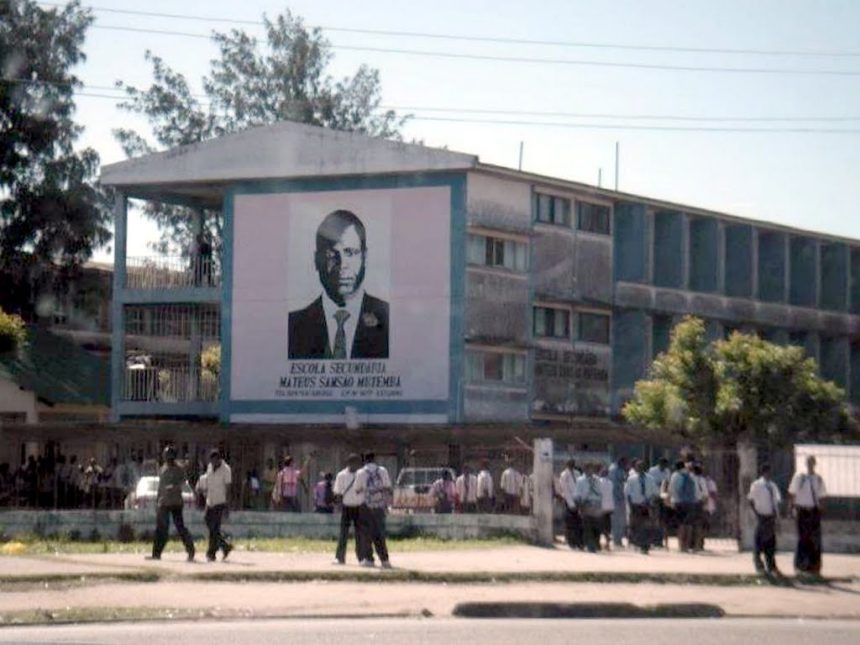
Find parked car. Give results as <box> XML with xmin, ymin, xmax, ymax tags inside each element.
<box><xmin>125</xmin><ymin>476</ymin><xmax>195</xmax><ymax>511</ymax></box>
<box><xmin>392</xmin><ymin>467</ymin><xmax>456</xmax><ymax>512</ymax></box>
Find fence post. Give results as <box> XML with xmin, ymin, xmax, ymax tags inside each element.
<box><xmin>532</xmin><ymin>438</ymin><xmax>554</xmax><ymax>546</ymax></box>
<box><xmin>737</xmin><ymin>441</ymin><xmax>757</xmax><ymax>551</ymax></box>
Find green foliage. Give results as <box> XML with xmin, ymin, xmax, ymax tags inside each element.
<box><xmin>201</xmin><ymin>344</ymin><xmax>220</xmax><ymax>377</ymax></box>
<box><xmin>114</xmin><ymin>9</ymin><xmax>408</xmax><ymax>255</ymax></box>
<box><xmin>0</xmin><ymin>308</ymin><xmax>27</xmax><ymax>353</ymax></box>
<box><xmin>623</xmin><ymin>316</ymin><xmax>854</xmax><ymax>447</ymax></box>
<box><xmin>0</xmin><ymin>1</ymin><xmax>111</xmax><ymax>271</ymax></box>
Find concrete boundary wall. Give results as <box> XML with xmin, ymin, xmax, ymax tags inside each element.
<box><xmin>0</xmin><ymin>511</ymin><xmax>536</xmax><ymax>543</ymax></box>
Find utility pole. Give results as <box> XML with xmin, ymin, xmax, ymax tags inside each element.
<box><xmin>518</xmin><ymin>141</ymin><xmax>524</xmax><ymax>171</ymax></box>
<box><xmin>598</xmin><ymin>168</ymin><xmax>603</xmax><ymax>187</ymax></box>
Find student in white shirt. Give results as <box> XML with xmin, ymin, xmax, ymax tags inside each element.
<box><xmin>788</xmin><ymin>455</ymin><xmax>827</xmax><ymax>576</ymax></box>
<box><xmin>747</xmin><ymin>463</ymin><xmax>782</xmax><ymax>575</ymax></box>
<box><xmin>625</xmin><ymin>459</ymin><xmax>659</xmax><ymax>554</ymax></box>
<box><xmin>574</xmin><ymin>463</ymin><xmax>604</xmax><ymax>553</ymax></box>
<box><xmin>558</xmin><ymin>459</ymin><xmax>583</xmax><ymax>550</ymax></box>
<box><xmin>355</xmin><ymin>452</ymin><xmax>392</xmax><ymax>568</ymax></box>
<box><xmin>198</xmin><ymin>449</ymin><xmax>233</xmax><ymax>562</ymax></box>
<box><xmin>455</xmin><ymin>465</ymin><xmax>479</xmax><ymax>513</ymax></box>
<box><xmin>476</xmin><ymin>460</ymin><xmax>494</xmax><ymax>513</ymax></box>
<box><xmin>648</xmin><ymin>458</ymin><xmax>671</xmax><ymax>548</ymax></box>
<box><xmin>598</xmin><ymin>465</ymin><xmax>615</xmax><ymax>550</ymax></box>
<box><xmin>500</xmin><ymin>461</ymin><xmax>523</xmax><ymax>514</ymax></box>
<box><xmin>332</xmin><ymin>453</ymin><xmax>365</xmax><ymax>565</ymax></box>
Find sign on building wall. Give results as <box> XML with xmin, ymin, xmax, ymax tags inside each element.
<box><xmin>532</xmin><ymin>345</ymin><xmax>611</xmax><ymax>416</ymax></box>
<box><xmin>229</xmin><ymin>186</ymin><xmax>452</xmax><ymax>422</ymax></box>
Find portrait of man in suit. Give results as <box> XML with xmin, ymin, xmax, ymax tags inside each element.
<box><xmin>288</xmin><ymin>209</ymin><xmax>389</xmax><ymax>360</ymax></box>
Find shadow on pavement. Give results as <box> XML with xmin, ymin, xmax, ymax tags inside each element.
<box><xmin>452</xmin><ymin>602</ymin><xmax>726</xmax><ymax>619</ymax></box>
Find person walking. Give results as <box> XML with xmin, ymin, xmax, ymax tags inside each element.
<box><xmin>148</xmin><ymin>445</ymin><xmax>195</xmax><ymax>562</ymax></box>
<box><xmin>607</xmin><ymin>457</ymin><xmax>629</xmax><ymax>548</ymax></box>
<box><xmin>455</xmin><ymin>465</ymin><xmax>479</xmax><ymax>513</ymax></box>
<box><xmin>198</xmin><ymin>449</ymin><xmax>233</xmax><ymax>562</ymax></box>
<box><xmin>476</xmin><ymin>460</ymin><xmax>495</xmax><ymax>513</ymax></box>
<box><xmin>625</xmin><ymin>459</ymin><xmax>659</xmax><ymax>554</ymax></box>
<box><xmin>648</xmin><ymin>458</ymin><xmax>671</xmax><ymax>548</ymax></box>
<box><xmin>558</xmin><ymin>459</ymin><xmax>583</xmax><ymax>550</ymax></box>
<box><xmin>747</xmin><ymin>463</ymin><xmax>782</xmax><ymax>576</ymax></box>
<box><xmin>333</xmin><ymin>454</ymin><xmax>365</xmax><ymax>565</ymax></box>
<box><xmin>668</xmin><ymin>460</ymin><xmax>698</xmax><ymax>552</ymax></box>
<box><xmin>575</xmin><ymin>464</ymin><xmax>605</xmax><ymax>553</ymax></box>
<box><xmin>789</xmin><ymin>455</ymin><xmax>827</xmax><ymax>577</ymax></box>
<box><xmin>500</xmin><ymin>459</ymin><xmax>522</xmax><ymax>514</ymax></box>
<box><xmin>355</xmin><ymin>452</ymin><xmax>392</xmax><ymax>569</ymax></box>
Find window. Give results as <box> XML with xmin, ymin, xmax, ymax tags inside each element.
<box><xmin>535</xmin><ymin>193</ymin><xmax>571</xmax><ymax>226</ymax></box>
<box><xmin>467</xmin><ymin>234</ymin><xmax>528</xmax><ymax>271</ymax></box>
<box><xmin>466</xmin><ymin>350</ymin><xmax>526</xmax><ymax>384</ymax></box>
<box><xmin>534</xmin><ymin>306</ymin><xmax>570</xmax><ymax>339</ymax></box>
<box><xmin>577</xmin><ymin>312</ymin><xmax>610</xmax><ymax>344</ymax></box>
<box><xmin>577</xmin><ymin>201</ymin><xmax>611</xmax><ymax>235</ymax></box>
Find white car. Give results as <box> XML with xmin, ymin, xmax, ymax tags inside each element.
<box><xmin>392</xmin><ymin>467</ymin><xmax>457</xmax><ymax>512</ymax></box>
<box><xmin>125</xmin><ymin>476</ymin><xmax>195</xmax><ymax>510</ymax></box>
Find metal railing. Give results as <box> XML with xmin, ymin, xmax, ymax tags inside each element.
<box><xmin>125</xmin><ymin>256</ymin><xmax>221</xmax><ymax>289</ymax></box>
<box><xmin>123</xmin><ymin>366</ymin><xmax>219</xmax><ymax>402</ymax></box>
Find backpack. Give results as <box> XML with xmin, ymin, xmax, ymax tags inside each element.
<box><xmin>364</xmin><ymin>467</ymin><xmax>387</xmax><ymax>509</ymax></box>
<box><xmin>678</xmin><ymin>472</ymin><xmax>697</xmax><ymax>504</ymax></box>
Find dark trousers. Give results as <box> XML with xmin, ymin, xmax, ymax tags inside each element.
<box><xmin>675</xmin><ymin>502</ymin><xmax>697</xmax><ymax>551</ymax></box>
<box><xmin>564</xmin><ymin>507</ymin><xmax>584</xmax><ymax>550</ymax></box>
<box><xmin>477</xmin><ymin>497</ymin><xmax>493</xmax><ymax>513</ymax></box>
<box><xmin>795</xmin><ymin>508</ymin><xmax>822</xmax><ymax>574</ymax></box>
<box><xmin>502</xmin><ymin>493</ymin><xmax>520</xmax><ymax>514</ymax></box>
<box><xmin>362</xmin><ymin>505</ymin><xmax>389</xmax><ymax>563</ymax></box>
<box><xmin>581</xmin><ymin>512</ymin><xmax>603</xmax><ymax>553</ymax></box>
<box><xmin>336</xmin><ymin>505</ymin><xmax>366</xmax><ymax>563</ymax></box>
<box><xmin>280</xmin><ymin>496</ymin><xmax>301</xmax><ymax>513</ymax></box>
<box><xmin>204</xmin><ymin>504</ymin><xmax>231</xmax><ymax>559</ymax></box>
<box><xmin>754</xmin><ymin>515</ymin><xmax>777</xmax><ymax>572</ymax></box>
<box><xmin>153</xmin><ymin>505</ymin><xmax>195</xmax><ymax>558</ymax></box>
<box><xmin>629</xmin><ymin>504</ymin><xmax>653</xmax><ymax>551</ymax></box>
<box><xmin>459</xmin><ymin>502</ymin><xmax>478</xmax><ymax>514</ymax></box>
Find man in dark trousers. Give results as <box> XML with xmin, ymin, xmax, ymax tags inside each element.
<box><xmin>355</xmin><ymin>452</ymin><xmax>393</xmax><ymax>568</ymax></box>
<box><xmin>198</xmin><ymin>449</ymin><xmax>233</xmax><ymax>562</ymax></box>
<box><xmin>332</xmin><ymin>453</ymin><xmax>365</xmax><ymax>565</ymax></box>
<box><xmin>747</xmin><ymin>463</ymin><xmax>782</xmax><ymax>576</ymax></box>
<box><xmin>148</xmin><ymin>445</ymin><xmax>195</xmax><ymax>562</ymax></box>
<box><xmin>789</xmin><ymin>455</ymin><xmax>827</xmax><ymax>577</ymax></box>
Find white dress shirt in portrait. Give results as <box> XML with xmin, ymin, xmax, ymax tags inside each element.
<box><xmin>321</xmin><ymin>288</ymin><xmax>365</xmax><ymax>359</ymax></box>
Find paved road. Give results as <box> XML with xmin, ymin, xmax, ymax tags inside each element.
<box><xmin>2</xmin><ymin>618</ymin><xmax>859</xmax><ymax>645</ymax></box>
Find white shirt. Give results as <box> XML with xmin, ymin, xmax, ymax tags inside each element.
<box><xmin>203</xmin><ymin>462</ymin><xmax>232</xmax><ymax>507</ymax></box>
<box><xmin>333</xmin><ymin>467</ymin><xmax>363</xmax><ymax>507</ymax></box>
<box><xmin>321</xmin><ymin>289</ymin><xmax>365</xmax><ymax>359</ymax></box>
<box><xmin>648</xmin><ymin>465</ymin><xmax>670</xmax><ymax>488</ymax></box>
<box><xmin>455</xmin><ymin>473</ymin><xmax>479</xmax><ymax>504</ymax></box>
<box><xmin>500</xmin><ymin>467</ymin><xmax>522</xmax><ymax>496</ymax></box>
<box><xmin>748</xmin><ymin>477</ymin><xmax>781</xmax><ymax>516</ymax></box>
<box><xmin>599</xmin><ymin>476</ymin><xmax>615</xmax><ymax>511</ymax></box>
<box><xmin>558</xmin><ymin>468</ymin><xmax>580</xmax><ymax>509</ymax></box>
<box><xmin>625</xmin><ymin>472</ymin><xmax>659</xmax><ymax>506</ymax></box>
<box><xmin>476</xmin><ymin>469</ymin><xmax>494</xmax><ymax>499</ymax></box>
<box><xmin>788</xmin><ymin>472</ymin><xmax>826</xmax><ymax>509</ymax></box>
<box><xmin>574</xmin><ymin>474</ymin><xmax>603</xmax><ymax>506</ymax></box>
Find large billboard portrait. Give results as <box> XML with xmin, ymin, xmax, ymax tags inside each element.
<box><xmin>229</xmin><ymin>185</ymin><xmax>452</xmax><ymax>422</ymax></box>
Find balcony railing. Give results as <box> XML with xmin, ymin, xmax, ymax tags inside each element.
<box><xmin>126</xmin><ymin>256</ymin><xmax>221</xmax><ymax>289</ymax></box>
<box><xmin>124</xmin><ymin>366</ymin><xmax>219</xmax><ymax>402</ymax></box>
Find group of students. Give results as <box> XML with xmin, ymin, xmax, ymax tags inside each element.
<box><xmin>556</xmin><ymin>456</ymin><xmax>718</xmax><ymax>554</ymax></box>
<box><xmin>427</xmin><ymin>460</ymin><xmax>526</xmax><ymax>514</ymax></box>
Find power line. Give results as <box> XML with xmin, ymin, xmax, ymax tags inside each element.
<box><xmin>8</xmin><ymin>79</ymin><xmax>860</xmax><ymax>123</ymax></box>
<box><xmin>85</xmin><ymin>24</ymin><xmax>860</xmax><ymax>77</ymax></box>
<box><xmin>40</xmin><ymin>1</ymin><xmax>860</xmax><ymax>59</ymax></box>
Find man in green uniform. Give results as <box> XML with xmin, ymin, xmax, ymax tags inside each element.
<box><xmin>149</xmin><ymin>445</ymin><xmax>196</xmax><ymax>561</ymax></box>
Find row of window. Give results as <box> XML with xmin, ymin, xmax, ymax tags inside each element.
<box><xmin>535</xmin><ymin>193</ymin><xmax>611</xmax><ymax>235</ymax></box>
<box><xmin>533</xmin><ymin>307</ymin><xmax>610</xmax><ymax>344</ymax></box>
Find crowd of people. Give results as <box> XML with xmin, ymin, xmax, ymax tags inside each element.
<box><xmin>0</xmin><ymin>454</ymin><xmax>145</xmax><ymax>510</ymax></box>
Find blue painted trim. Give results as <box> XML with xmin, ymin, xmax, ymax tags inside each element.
<box><xmin>110</xmin><ymin>194</ymin><xmax>128</xmax><ymax>422</ymax></box>
<box><xmin>119</xmin><ymin>287</ymin><xmax>221</xmax><ymax>305</ymax></box>
<box><xmin>219</xmin><ymin>187</ymin><xmax>235</xmax><ymax>423</ymax></box>
<box><xmin>224</xmin><ymin>172</ymin><xmax>465</xmax><ymax>422</ymax></box>
<box><xmin>525</xmin><ymin>184</ymin><xmax>537</xmax><ymax>422</ymax></box>
<box><xmin>118</xmin><ymin>401</ymin><xmax>220</xmax><ymax>417</ymax></box>
<box><xmin>229</xmin><ymin>400</ymin><xmax>448</xmax><ymax>415</ymax></box>
<box><xmin>448</xmin><ymin>174</ymin><xmax>467</xmax><ymax>423</ymax></box>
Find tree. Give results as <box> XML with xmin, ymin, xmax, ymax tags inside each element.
<box><xmin>623</xmin><ymin>316</ymin><xmax>854</xmax><ymax>447</ymax></box>
<box><xmin>0</xmin><ymin>1</ymin><xmax>110</xmax><ymax>272</ymax></box>
<box><xmin>114</xmin><ymin>9</ymin><xmax>408</xmax><ymax>255</ymax></box>
<box><xmin>0</xmin><ymin>307</ymin><xmax>27</xmax><ymax>353</ymax></box>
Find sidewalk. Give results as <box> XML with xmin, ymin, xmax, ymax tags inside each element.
<box><xmin>2</xmin><ymin>541</ymin><xmax>860</xmax><ymax>580</ymax></box>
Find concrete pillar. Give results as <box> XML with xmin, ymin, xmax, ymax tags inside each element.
<box><xmin>110</xmin><ymin>193</ymin><xmax>128</xmax><ymax>423</ymax></box>
<box><xmin>737</xmin><ymin>441</ymin><xmax>757</xmax><ymax>551</ymax></box>
<box><xmin>532</xmin><ymin>438</ymin><xmax>554</xmax><ymax>546</ymax></box>
<box><xmin>189</xmin><ymin>208</ymin><xmax>204</xmax><ymax>400</ymax></box>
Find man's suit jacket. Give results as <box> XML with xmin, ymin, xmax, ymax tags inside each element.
<box><xmin>288</xmin><ymin>293</ymin><xmax>389</xmax><ymax>359</ymax></box>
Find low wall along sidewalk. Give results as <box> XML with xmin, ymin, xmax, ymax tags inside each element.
<box><xmin>0</xmin><ymin>510</ymin><xmax>536</xmax><ymax>542</ymax></box>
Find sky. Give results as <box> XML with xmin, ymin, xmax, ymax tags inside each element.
<box><xmin>56</xmin><ymin>0</ymin><xmax>860</xmax><ymax>262</ymax></box>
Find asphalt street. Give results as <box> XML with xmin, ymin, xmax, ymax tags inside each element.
<box><xmin>1</xmin><ymin>618</ymin><xmax>858</xmax><ymax>645</ymax></box>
